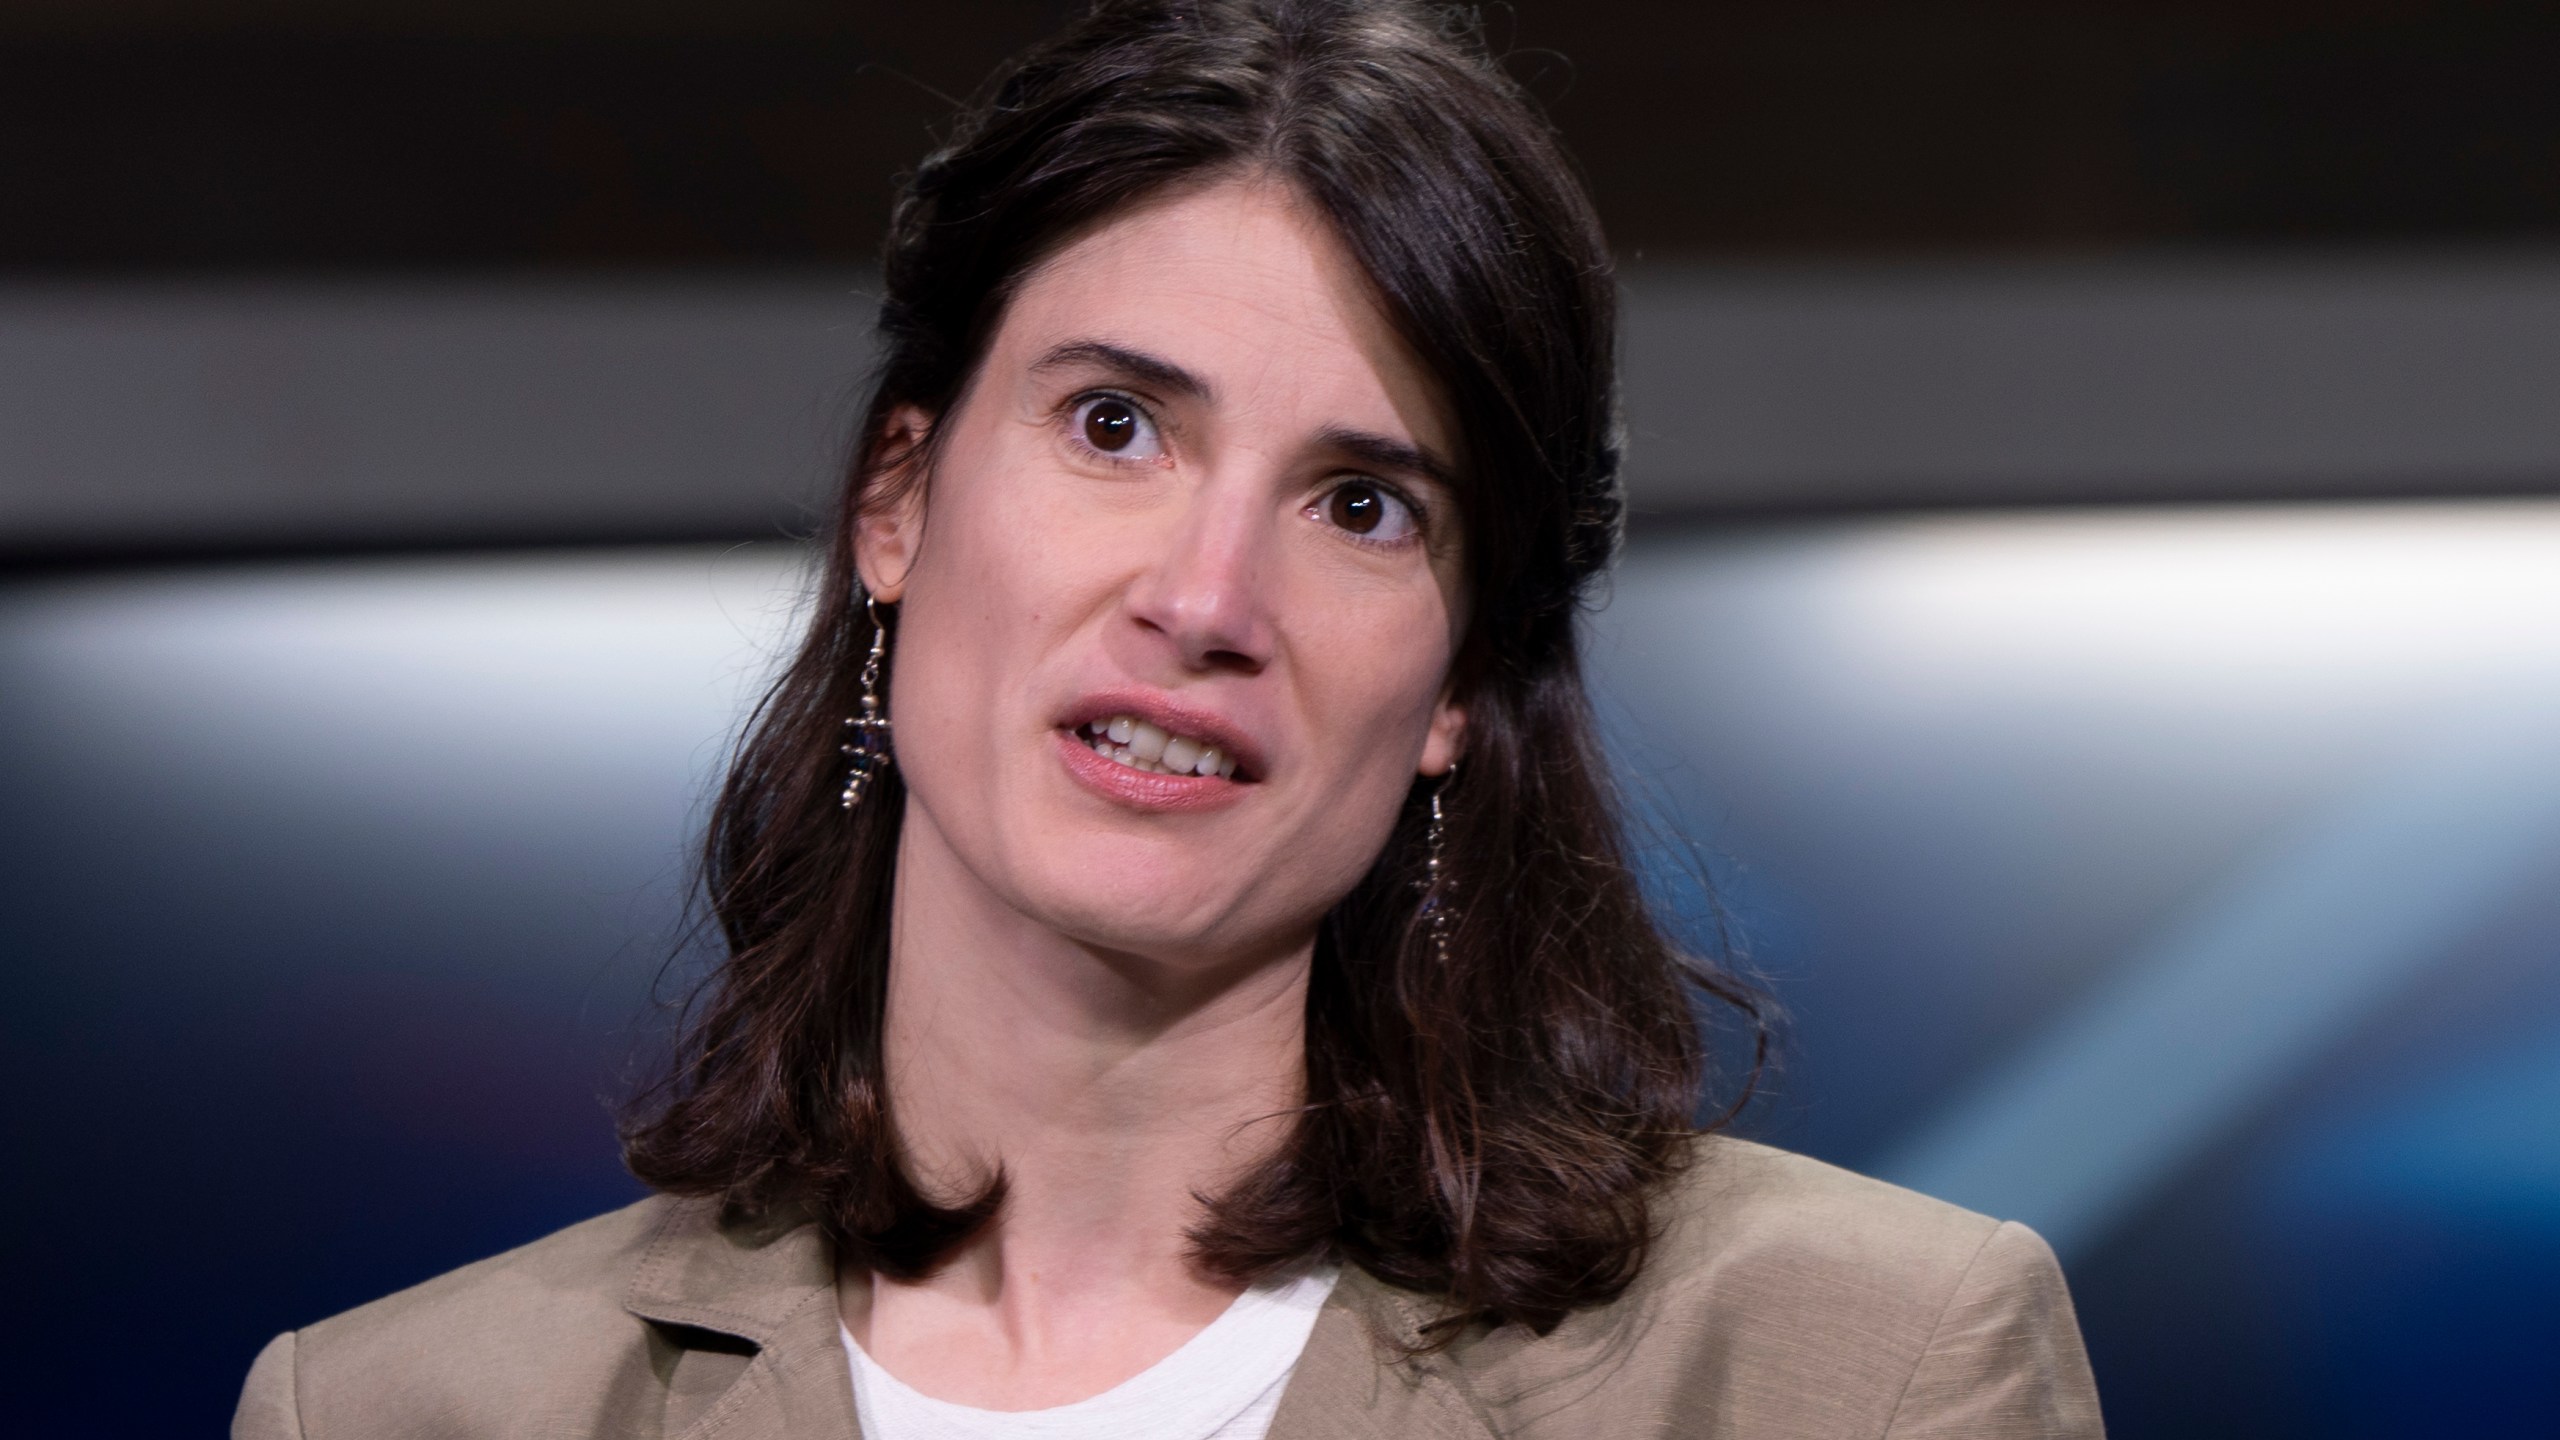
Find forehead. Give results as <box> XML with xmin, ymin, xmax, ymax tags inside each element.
<box><xmin>993</xmin><ymin>178</ymin><xmax>1454</xmax><ymax>460</ymax></box>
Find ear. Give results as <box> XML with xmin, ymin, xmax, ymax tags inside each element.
<box><xmin>1419</xmin><ymin>692</ymin><xmax>1468</xmax><ymax>778</ymax></box>
<box><xmin>853</xmin><ymin>405</ymin><xmax>933</xmax><ymax>603</ymax></box>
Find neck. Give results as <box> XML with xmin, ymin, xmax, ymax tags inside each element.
<box><xmin>847</xmin><ymin>803</ymin><xmax>1311</xmax><ymax>1407</ymax></box>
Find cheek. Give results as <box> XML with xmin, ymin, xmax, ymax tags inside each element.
<box><xmin>913</xmin><ymin>431</ymin><xmax>1142</xmax><ymax>623</ymax></box>
<box><xmin>1295</xmin><ymin>556</ymin><xmax>1459</xmax><ymax>722</ymax></box>
<box><xmin>881</xmin><ymin>451</ymin><xmax>1127</xmax><ymax>778</ymax></box>
<box><xmin>1256</xmin><ymin>675</ymin><xmax>1445</xmax><ymax>929</ymax></box>
<box><xmin>877</xmin><ymin>493</ymin><xmax>1023</xmax><ymax>780</ymax></box>
<box><xmin>1288</xmin><ymin>585</ymin><xmax>1456</xmax><ymax>808</ymax></box>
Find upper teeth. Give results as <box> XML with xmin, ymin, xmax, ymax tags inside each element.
<box><xmin>1082</xmin><ymin>716</ymin><xmax>1239</xmax><ymax>779</ymax></box>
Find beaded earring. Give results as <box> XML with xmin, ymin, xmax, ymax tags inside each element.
<box><xmin>1418</xmin><ymin>765</ymin><xmax>1456</xmax><ymax>963</ymax></box>
<box><xmin>839</xmin><ymin>596</ymin><xmax>894</xmax><ymax>810</ymax></box>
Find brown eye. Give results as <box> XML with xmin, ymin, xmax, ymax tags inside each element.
<box><xmin>1316</xmin><ymin>480</ymin><xmax>1419</xmax><ymax>543</ymax></box>
<box><xmin>1083</xmin><ymin>397</ymin><xmax>1140</xmax><ymax>452</ymax></box>
<box><xmin>1329</xmin><ymin>483</ymin><xmax>1384</xmax><ymax>533</ymax></box>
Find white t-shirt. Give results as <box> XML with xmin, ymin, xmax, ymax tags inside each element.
<box><xmin>840</xmin><ymin>1266</ymin><xmax>1340</xmax><ymax>1440</ymax></box>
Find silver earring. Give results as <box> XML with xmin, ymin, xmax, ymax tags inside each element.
<box><xmin>1418</xmin><ymin>765</ymin><xmax>1456</xmax><ymax>963</ymax></box>
<box><xmin>840</xmin><ymin>596</ymin><xmax>894</xmax><ymax>809</ymax></box>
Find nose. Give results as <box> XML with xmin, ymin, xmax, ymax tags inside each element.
<box><xmin>1122</xmin><ymin>473</ymin><xmax>1278</xmax><ymax>675</ymax></box>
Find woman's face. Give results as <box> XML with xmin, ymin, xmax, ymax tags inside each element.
<box><xmin>858</xmin><ymin>177</ymin><xmax>1467</xmax><ymax>969</ymax></box>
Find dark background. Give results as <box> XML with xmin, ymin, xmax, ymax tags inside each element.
<box><xmin>10</xmin><ymin>0</ymin><xmax>2560</xmax><ymax>273</ymax></box>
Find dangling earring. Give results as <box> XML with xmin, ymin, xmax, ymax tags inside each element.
<box><xmin>1418</xmin><ymin>764</ymin><xmax>1456</xmax><ymax>963</ymax></box>
<box><xmin>840</xmin><ymin>596</ymin><xmax>894</xmax><ymax>809</ymax></box>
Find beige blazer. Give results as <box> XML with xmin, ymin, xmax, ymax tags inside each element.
<box><xmin>234</xmin><ymin>1137</ymin><xmax>2103</xmax><ymax>1438</ymax></box>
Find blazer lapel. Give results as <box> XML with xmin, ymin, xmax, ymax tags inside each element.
<box><xmin>1265</xmin><ymin>1267</ymin><xmax>1496</xmax><ymax>1440</ymax></box>
<box><xmin>622</xmin><ymin>1199</ymin><xmax>863</xmax><ymax>1440</ymax></box>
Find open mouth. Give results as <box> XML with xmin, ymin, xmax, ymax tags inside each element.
<box><xmin>1075</xmin><ymin>715</ymin><xmax>1242</xmax><ymax>779</ymax></box>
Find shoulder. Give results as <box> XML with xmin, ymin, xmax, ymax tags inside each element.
<box><xmin>235</xmin><ymin>1197</ymin><xmax>688</xmax><ymax>1440</ymax></box>
<box><xmin>299</xmin><ymin>1194</ymin><xmax>675</xmax><ymax>1360</ymax></box>
<box><xmin>1651</xmin><ymin>1132</ymin><xmax>2015</xmax><ymax>1304</ymax></box>
<box><xmin>1433</xmin><ymin>1137</ymin><xmax>2103</xmax><ymax>1439</ymax></box>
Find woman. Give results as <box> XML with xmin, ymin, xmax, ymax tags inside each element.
<box><xmin>236</xmin><ymin>2</ymin><xmax>2102</xmax><ymax>1436</ymax></box>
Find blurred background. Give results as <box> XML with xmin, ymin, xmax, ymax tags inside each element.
<box><xmin>5</xmin><ymin>2</ymin><xmax>2559</xmax><ymax>1433</ymax></box>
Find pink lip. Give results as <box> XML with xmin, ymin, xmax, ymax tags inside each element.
<box><xmin>1055</xmin><ymin>730</ymin><xmax>1249</xmax><ymax>812</ymax></box>
<box><xmin>1057</xmin><ymin>690</ymin><xmax>1268</xmax><ymax>782</ymax></box>
<box><xmin>1053</xmin><ymin>688</ymin><xmax>1264</xmax><ymax>813</ymax></box>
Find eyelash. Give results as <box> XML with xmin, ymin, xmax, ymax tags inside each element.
<box><xmin>1060</xmin><ymin>388</ymin><xmax>1434</xmax><ymax>548</ymax></box>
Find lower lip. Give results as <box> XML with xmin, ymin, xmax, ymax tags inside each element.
<box><xmin>1055</xmin><ymin>729</ymin><xmax>1248</xmax><ymax>812</ymax></box>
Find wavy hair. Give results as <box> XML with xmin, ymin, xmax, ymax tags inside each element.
<box><xmin>623</xmin><ymin>0</ymin><xmax>1764</xmax><ymax>1335</ymax></box>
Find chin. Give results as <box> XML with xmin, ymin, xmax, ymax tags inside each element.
<box><xmin>1024</xmin><ymin>867</ymin><xmax>1272</xmax><ymax>967</ymax></box>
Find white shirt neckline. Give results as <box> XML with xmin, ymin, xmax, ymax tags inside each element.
<box><xmin>839</xmin><ymin>1265</ymin><xmax>1340</xmax><ymax>1440</ymax></box>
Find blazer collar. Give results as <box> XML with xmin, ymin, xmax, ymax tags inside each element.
<box><xmin>1264</xmin><ymin>1265</ymin><xmax>1497</xmax><ymax>1440</ymax></box>
<box><xmin>622</xmin><ymin>1198</ymin><xmax>862</xmax><ymax>1440</ymax></box>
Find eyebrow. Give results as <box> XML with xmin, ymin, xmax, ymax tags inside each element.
<box><xmin>1029</xmin><ymin>340</ymin><xmax>1213</xmax><ymax>402</ymax></box>
<box><xmin>1319</xmin><ymin>427</ymin><xmax>1459</xmax><ymax>493</ymax></box>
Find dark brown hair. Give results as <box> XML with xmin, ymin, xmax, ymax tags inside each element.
<box><xmin>624</xmin><ymin>0</ymin><xmax>1763</xmax><ymax>1335</ymax></box>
